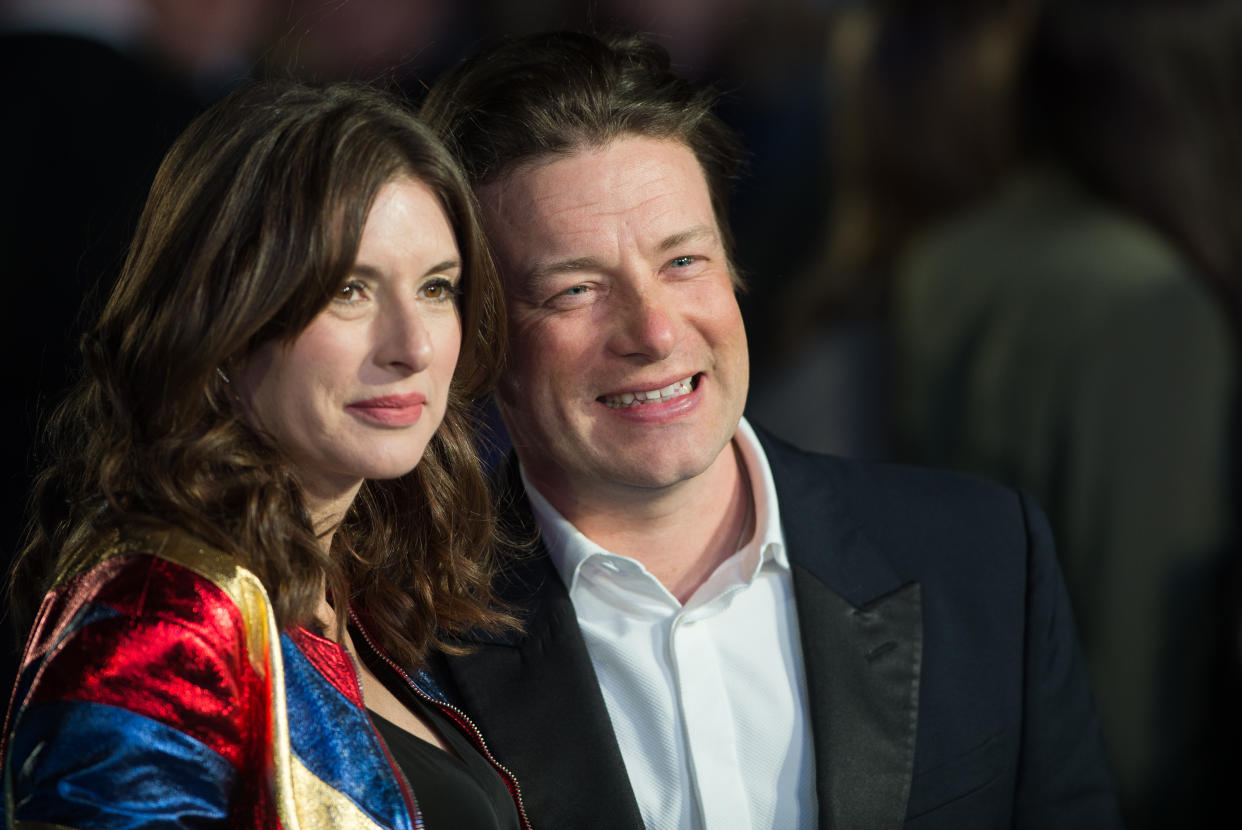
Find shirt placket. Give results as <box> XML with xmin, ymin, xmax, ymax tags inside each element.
<box><xmin>669</xmin><ymin>608</ymin><xmax>752</xmax><ymax>830</ymax></box>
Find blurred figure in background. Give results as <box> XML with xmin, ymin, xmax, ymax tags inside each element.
<box><xmin>751</xmin><ymin>0</ymin><xmax>1025</xmax><ymax>457</ymax></box>
<box><xmin>262</xmin><ymin>0</ymin><xmax>472</xmax><ymax>102</ymax></box>
<box><xmin>773</xmin><ymin>0</ymin><xmax>1241</xmax><ymax>825</ymax></box>
<box><xmin>0</xmin><ymin>0</ymin><xmax>280</xmax><ymax>697</ymax></box>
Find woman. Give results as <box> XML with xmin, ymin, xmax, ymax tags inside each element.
<box><xmin>2</xmin><ymin>80</ymin><xmax>528</xmax><ymax>829</ymax></box>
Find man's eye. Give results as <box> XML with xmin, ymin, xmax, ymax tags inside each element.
<box><xmin>670</xmin><ymin>256</ymin><xmax>696</xmax><ymax>268</ymax></box>
<box><xmin>542</xmin><ymin>282</ymin><xmax>599</xmax><ymax>309</ymax></box>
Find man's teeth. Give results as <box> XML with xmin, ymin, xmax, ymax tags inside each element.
<box><xmin>602</xmin><ymin>376</ymin><xmax>694</xmax><ymax>409</ymax></box>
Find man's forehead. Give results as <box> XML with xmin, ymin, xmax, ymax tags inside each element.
<box><xmin>481</xmin><ymin>137</ymin><xmax>709</xmax><ymax>211</ymax></box>
<box><xmin>474</xmin><ymin>137</ymin><xmax>740</xmax><ymax>293</ymax></box>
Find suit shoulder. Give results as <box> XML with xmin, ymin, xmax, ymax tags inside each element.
<box><xmin>838</xmin><ymin>455</ymin><xmax>1026</xmax><ymax>517</ymax></box>
<box><xmin>761</xmin><ymin>430</ymin><xmax>1043</xmax><ymax>572</ymax></box>
<box><xmin>763</xmin><ymin>426</ymin><xmax>1027</xmax><ymax>518</ymax></box>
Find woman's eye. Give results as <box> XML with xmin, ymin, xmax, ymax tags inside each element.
<box><xmin>422</xmin><ymin>277</ymin><xmax>460</xmax><ymax>302</ymax></box>
<box><xmin>670</xmin><ymin>255</ymin><xmax>696</xmax><ymax>268</ymax></box>
<box><xmin>335</xmin><ymin>280</ymin><xmax>367</xmax><ymax>303</ymax></box>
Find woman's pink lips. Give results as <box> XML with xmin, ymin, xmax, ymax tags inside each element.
<box><xmin>346</xmin><ymin>393</ymin><xmax>426</xmax><ymax>426</ymax></box>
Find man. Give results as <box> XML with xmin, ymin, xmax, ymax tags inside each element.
<box><xmin>421</xmin><ymin>31</ymin><xmax>1122</xmax><ymax>830</ymax></box>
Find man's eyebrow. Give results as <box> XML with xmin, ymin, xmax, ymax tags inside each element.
<box><xmin>524</xmin><ymin>256</ymin><xmax>605</xmax><ymax>285</ymax></box>
<box><xmin>516</xmin><ymin>226</ymin><xmax>720</xmax><ymax>291</ymax></box>
<box><xmin>524</xmin><ymin>226</ymin><xmax>720</xmax><ymax>278</ymax></box>
<box><xmin>657</xmin><ymin>225</ymin><xmax>719</xmax><ymax>253</ymax></box>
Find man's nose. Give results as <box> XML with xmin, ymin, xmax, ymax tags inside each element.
<box><xmin>606</xmin><ymin>279</ymin><xmax>678</xmax><ymax>361</ymax></box>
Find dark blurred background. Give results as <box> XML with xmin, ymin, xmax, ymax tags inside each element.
<box><xmin>3</xmin><ymin>2</ymin><xmax>1237</xmax><ymax>827</ymax></box>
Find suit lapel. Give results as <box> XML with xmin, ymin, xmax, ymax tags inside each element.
<box><xmin>440</xmin><ymin>458</ymin><xmax>644</xmax><ymax>830</ymax></box>
<box><xmin>794</xmin><ymin>569</ymin><xmax>922</xmax><ymax>830</ymax></box>
<box><xmin>762</xmin><ymin>431</ymin><xmax>922</xmax><ymax>830</ymax></box>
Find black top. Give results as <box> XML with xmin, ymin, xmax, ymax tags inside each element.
<box><xmin>368</xmin><ymin>687</ymin><xmax>520</xmax><ymax>830</ymax></box>
<box><xmin>350</xmin><ymin>617</ymin><xmax>522</xmax><ymax>829</ymax></box>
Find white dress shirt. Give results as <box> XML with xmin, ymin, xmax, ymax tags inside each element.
<box><xmin>522</xmin><ymin>417</ymin><xmax>817</xmax><ymax>829</ymax></box>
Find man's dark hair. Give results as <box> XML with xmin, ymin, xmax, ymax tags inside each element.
<box><xmin>421</xmin><ymin>30</ymin><xmax>747</xmax><ymax>271</ymax></box>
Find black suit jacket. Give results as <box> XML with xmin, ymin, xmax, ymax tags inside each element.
<box><xmin>434</xmin><ymin>430</ymin><xmax>1122</xmax><ymax>828</ymax></box>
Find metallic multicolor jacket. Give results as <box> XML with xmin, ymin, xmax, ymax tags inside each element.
<box><xmin>1</xmin><ymin>522</ymin><xmax>528</xmax><ymax>828</ymax></box>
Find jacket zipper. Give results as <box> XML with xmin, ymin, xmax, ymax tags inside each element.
<box><xmin>338</xmin><ymin>633</ymin><xmax>426</xmax><ymax>830</ymax></box>
<box><xmin>349</xmin><ymin>608</ymin><xmax>533</xmax><ymax>830</ymax></box>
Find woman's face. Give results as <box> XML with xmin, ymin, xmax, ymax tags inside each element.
<box><xmin>237</xmin><ymin>175</ymin><xmax>463</xmax><ymax>510</ymax></box>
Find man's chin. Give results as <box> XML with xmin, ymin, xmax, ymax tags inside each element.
<box><xmin>584</xmin><ymin>440</ymin><xmax>732</xmax><ymax>493</ymax></box>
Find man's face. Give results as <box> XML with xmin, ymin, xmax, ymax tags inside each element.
<box><xmin>479</xmin><ymin>136</ymin><xmax>749</xmax><ymax>505</ymax></box>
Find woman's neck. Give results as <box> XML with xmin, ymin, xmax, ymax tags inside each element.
<box><xmin>301</xmin><ymin>477</ymin><xmax>364</xmax><ymax>554</ymax></box>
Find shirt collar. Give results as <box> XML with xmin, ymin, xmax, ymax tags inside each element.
<box><xmin>735</xmin><ymin>416</ymin><xmax>789</xmax><ymax>570</ymax></box>
<box><xmin>521</xmin><ymin>416</ymin><xmax>788</xmax><ymax>595</ymax></box>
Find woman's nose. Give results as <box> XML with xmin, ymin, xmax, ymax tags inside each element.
<box><xmin>376</xmin><ymin>301</ymin><xmax>434</xmax><ymax>373</ymax></box>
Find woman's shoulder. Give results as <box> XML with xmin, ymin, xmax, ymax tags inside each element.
<box><xmin>6</xmin><ymin>520</ymin><xmax>282</xmax><ymax>826</ymax></box>
<box><xmin>69</xmin><ymin>518</ymin><xmax>267</xmax><ymax>604</ymax></box>
<box><xmin>35</xmin><ymin>518</ymin><xmax>277</xmax><ymax>658</ymax></box>
<box><xmin>80</xmin><ymin>515</ymin><xmax>228</xmax><ymax>564</ymax></box>
<box><xmin>13</xmin><ymin>519</ymin><xmax>280</xmax><ymax>736</ymax></box>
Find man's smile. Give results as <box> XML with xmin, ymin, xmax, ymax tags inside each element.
<box><xmin>599</xmin><ymin>374</ymin><xmax>700</xmax><ymax>409</ymax></box>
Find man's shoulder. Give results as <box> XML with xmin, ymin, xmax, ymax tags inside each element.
<box><xmin>757</xmin><ymin>424</ymin><xmax>1028</xmax><ymax>520</ymax></box>
<box><xmin>756</xmin><ymin>426</ymin><xmax>1043</xmax><ymax>583</ymax></box>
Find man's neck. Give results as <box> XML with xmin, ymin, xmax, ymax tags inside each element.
<box><xmin>529</xmin><ymin>441</ymin><xmax>754</xmax><ymax>604</ymax></box>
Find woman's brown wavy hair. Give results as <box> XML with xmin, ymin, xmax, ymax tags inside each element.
<box><xmin>9</xmin><ymin>80</ymin><xmax>512</xmax><ymax>668</ymax></box>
